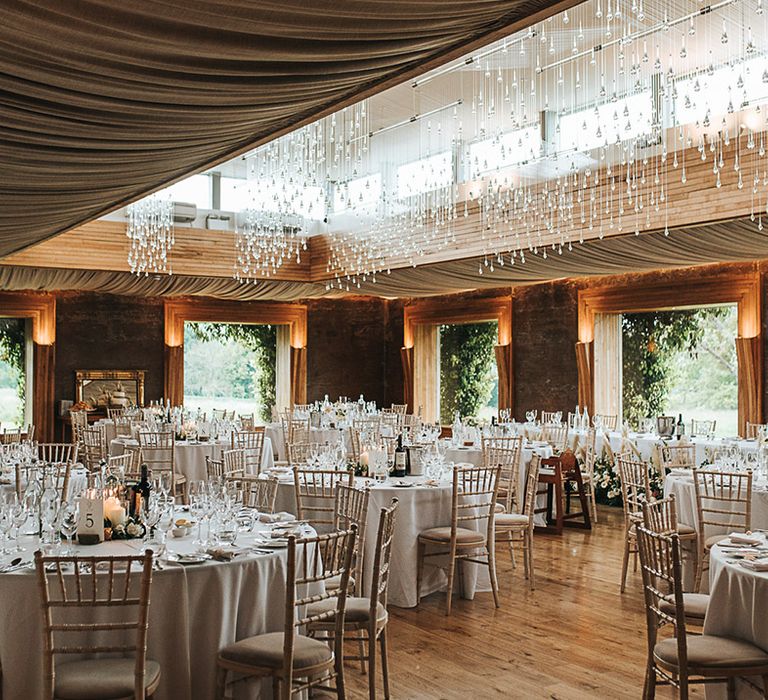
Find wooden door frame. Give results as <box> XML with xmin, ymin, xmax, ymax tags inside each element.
<box><xmin>577</xmin><ymin>267</ymin><xmax>762</xmax><ymax>434</ymax></box>
<box><xmin>163</xmin><ymin>298</ymin><xmax>307</xmax><ymax>408</ymax></box>
<box><xmin>403</xmin><ymin>295</ymin><xmax>513</xmax><ymax>414</ymax></box>
<box><xmin>0</xmin><ymin>292</ymin><xmax>56</xmax><ymax>441</ymax></box>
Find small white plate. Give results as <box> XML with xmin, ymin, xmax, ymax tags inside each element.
<box><xmin>173</xmin><ymin>554</ymin><xmax>210</xmax><ymax>565</ymax></box>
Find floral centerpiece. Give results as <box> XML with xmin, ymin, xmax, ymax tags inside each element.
<box><xmin>104</xmin><ymin>516</ymin><xmax>146</xmax><ymax>541</ymax></box>
<box><xmin>591</xmin><ymin>453</ymin><xmax>663</xmax><ymax>507</ymax></box>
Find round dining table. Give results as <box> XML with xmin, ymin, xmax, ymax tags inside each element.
<box><xmin>109</xmin><ymin>437</ymin><xmax>275</xmax><ymax>481</ymax></box>
<box><xmin>704</xmin><ymin>535</ymin><xmax>768</xmax><ymax>699</ymax></box>
<box><xmin>0</xmin><ymin>517</ymin><xmax>313</xmax><ymax>700</ymax></box>
<box><xmin>271</xmin><ymin>472</ymin><xmax>496</xmax><ymax>608</ymax></box>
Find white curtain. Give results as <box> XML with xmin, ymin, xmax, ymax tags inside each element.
<box><xmin>593</xmin><ymin>313</ymin><xmax>623</xmax><ymax>421</ymax></box>
<box><xmin>413</xmin><ymin>324</ymin><xmax>440</xmax><ymax>423</ymax></box>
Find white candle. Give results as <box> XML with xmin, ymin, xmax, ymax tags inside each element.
<box><xmin>104</xmin><ymin>497</ymin><xmax>126</xmax><ymax>526</ymax></box>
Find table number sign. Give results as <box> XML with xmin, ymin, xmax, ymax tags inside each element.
<box><xmin>77</xmin><ymin>489</ymin><xmax>104</xmax><ymax>545</ymax></box>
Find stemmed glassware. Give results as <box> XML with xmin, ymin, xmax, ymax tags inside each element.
<box><xmin>58</xmin><ymin>501</ymin><xmax>79</xmax><ymax>555</ymax></box>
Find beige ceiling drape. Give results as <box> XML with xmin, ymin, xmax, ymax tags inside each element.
<box><xmin>1</xmin><ymin>217</ymin><xmax>767</xmax><ymax>300</ymax></box>
<box><xmin>0</xmin><ymin>0</ymin><xmax>566</xmax><ymax>258</ymax></box>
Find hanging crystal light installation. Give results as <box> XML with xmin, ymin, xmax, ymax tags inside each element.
<box><xmin>132</xmin><ymin>0</ymin><xmax>768</xmax><ymax>285</ymax></box>
<box><xmin>126</xmin><ymin>193</ymin><xmax>174</xmax><ymax>275</ymax></box>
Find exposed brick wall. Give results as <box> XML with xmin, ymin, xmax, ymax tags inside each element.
<box><xmin>513</xmin><ymin>280</ymin><xmax>579</xmax><ymax>420</ymax></box>
<box><xmin>306</xmin><ymin>297</ymin><xmax>393</xmax><ymax>405</ymax></box>
<box><xmin>55</xmin><ymin>292</ymin><xmax>166</xmax><ymax>407</ymax></box>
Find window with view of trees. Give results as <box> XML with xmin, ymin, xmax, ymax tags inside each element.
<box><xmin>0</xmin><ymin>318</ymin><xmax>26</xmax><ymax>428</ymax></box>
<box><xmin>183</xmin><ymin>322</ymin><xmax>276</xmax><ymax>422</ymax></box>
<box><xmin>622</xmin><ymin>305</ymin><xmax>737</xmax><ymax>436</ymax></box>
<box><xmin>439</xmin><ymin>321</ymin><xmax>498</xmax><ymax>424</ymax></box>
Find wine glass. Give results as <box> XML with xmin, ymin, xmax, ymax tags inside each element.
<box><xmin>58</xmin><ymin>501</ymin><xmax>79</xmax><ymax>555</ymax></box>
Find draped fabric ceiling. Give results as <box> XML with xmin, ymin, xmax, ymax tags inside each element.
<box><xmin>0</xmin><ymin>0</ymin><xmax>570</xmax><ymax>258</ymax></box>
<box><xmin>2</xmin><ymin>218</ymin><xmax>766</xmax><ymax>300</ymax></box>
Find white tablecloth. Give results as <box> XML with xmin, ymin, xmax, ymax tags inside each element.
<box><xmin>273</xmin><ymin>475</ymin><xmax>493</xmax><ymax>608</ymax></box>
<box><xmin>1</xmin><ymin>467</ymin><xmax>88</xmax><ymax>502</ymax></box>
<box><xmin>664</xmin><ymin>474</ymin><xmax>768</xmax><ymax>591</ymax></box>
<box><xmin>704</xmin><ymin>537</ymin><xmax>768</xmax><ymax>699</ymax></box>
<box><xmin>110</xmin><ymin>438</ymin><xmax>274</xmax><ymax>482</ymax></box>
<box><xmin>0</xmin><ymin>519</ymin><xmax>312</xmax><ymax>700</ymax></box>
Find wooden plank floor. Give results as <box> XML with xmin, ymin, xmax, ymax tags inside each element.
<box><xmin>344</xmin><ymin>506</ymin><xmax>703</xmax><ymax>699</ymax></box>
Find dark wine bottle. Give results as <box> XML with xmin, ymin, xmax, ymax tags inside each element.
<box><xmin>676</xmin><ymin>413</ymin><xmax>685</xmax><ymax>439</ymax></box>
<box><xmin>130</xmin><ymin>464</ymin><xmax>152</xmax><ymax>519</ymax></box>
<box><xmin>393</xmin><ymin>433</ymin><xmax>407</xmax><ymax>478</ymax></box>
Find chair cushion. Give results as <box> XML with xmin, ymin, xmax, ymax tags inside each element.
<box><xmin>307</xmin><ymin>596</ymin><xmax>388</xmax><ymax>625</ymax></box>
<box><xmin>495</xmin><ymin>513</ymin><xmax>529</xmax><ymax>527</ymax></box>
<box><xmin>494</xmin><ymin>503</ymin><xmax>506</xmax><ymax>514</ymax></box>
<box><xmin>55</xmin><ymin>658</ymin><xmax>161</xmax><ymax>699</ymax></box>
<box><xmin>219</xmin><ymin>632</ymin><xmax>332</xmax><ymax>670</ymax></box>
<box><xmin>418</xmin><ymin>527</ymin><xmax>485</xmax><ymax>545</ymax></box>
<box><xmin>677</xmin><ymin>524</ymin><xmax>696</xmax><ymax>536</ymax></box>
<box><xmin>655</xmin><ymin>635</ymin><xmax>768</xmax><ymax>670</ymax></box>
<box><xmin>326</xmin><ymin>573</ymin><xmax>355</xmax><ymax>593</ymax></box>
<box><xmin>659</xmin><ymin>593</ymin><xmax>710</xmax><ymax>620</ymax></box>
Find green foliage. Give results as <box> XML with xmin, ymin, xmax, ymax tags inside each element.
<box><xmin>185</xmin><ymin>322</ymin><xmax>276</xmax><ymax>421</ymax></box>
<box><xmin>439</xmin><ymin>321</ymin><xmax>498</xmax><ymax>423</ymax></box>
<box><xmin>0</xmin><ymin>318</ymin><xmax>25</xmax><ymax>424</ymax></box>
<box><xmin>622</xmin><ymin>307</ymin><xmax>730</xmax><ymax>427</ymax></box>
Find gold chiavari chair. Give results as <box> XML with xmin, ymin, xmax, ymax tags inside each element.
<box><xmin>215</xmin><ymin>527</ymin><xmax>357</xmax><ymax>700</ymax></box>
<box><xmin>239</xmin><ymin>413</ymin><xmax>255</xmax><ymax>430</ymax></box>
<box><xmin>293</xmin><ymin>468</ymin><xmax>354</xmax><ymax>533</ymax></box>
<box><xmin>481</xmin><ymin>435</ymin><xmax>522</xmax><ymax>516</ymax></box>
<box><xmin>237</xmin><ymin>475</ymin><xmax>279</xmax><ymax>512</ymax></box>
<box><xmin>113</xmin><ymin>416</ymin><xmax>135</xmax><ymax>439</ymax></box>
<box><xmin>333</xmin><ymin>484</ymin><xmax>371</xmax><ymax>596</ymax></box>
<box><xmin>659</xmin><ymin>444</ymin><xmax>696</xmax><ymax>475</ymax></box>
<box><xmin>495</xmin><ymin>454</ymin><xmax>541</xmax><ymax>590</ymax></box>
<box><xmin>636</xmin><ymin>525</ymin><xmax>768</xmax><ymax>699</ymax></box>
<box><xmin>642</xmin><ymin>496</ymin><xmax>709</xmax><ymax>630</ymax></box>
<box><xmin>416</xmin><ymin>464</ymin><xmax>501</xmax><ymax>615</ymax></box>
<box><xmin>391</xmin><ymin>404</ymin><xmax>408</xmax><ymax>416</ymax></box>
<box><xmin>690</xmin><ymin>419</ymin><xmax>717</xmax><ymax>437</ymax></box>
<box><xmin>617</xmin><ymin>454</ymin><xmax>698</xmax><ymax>594</ymax></box>
<box><xmin>106</xmin><ymin>406</ymin><xmax>127</xmax><ymax>419</ymax></box>
<box><xmin>38</xmin><ymin>443</ymin><xmax>78</xmax><ymax>466</ymax></box>
<box><xmin>380</xmin><ymin>411</ymin><xmax>401</xmax><ymax>433</ymax></box>
<box><xmin>353</xmin><ymin>417</ymin><xmax>382</xmax><ymax>439</ymax></box>
<box><xmin>0</xmin><ymin>427</ymin><xmax>22</xmax><ymax>444</ymax></box>
<box><xmin>693</xmin><ymin>469</ymin><xmax>753</xmax><ymax>592</ymax></box>
<box><xmin>108</xmin><ymin>451</ymin><xmax>139</xmax><ymax>481</ymax></box>
<box><xmin>593</xmin><ymin>414</ymin><xmax>618</xmax><ymax>431</ymax></box>
<box><xmin>231</xmin><ymin>428</ymin><xmax>265</xmax><ymax>474</ymax></box>
<box><xmin>81</xmin><ymin>426</ymin><xmax>107</xmax><ymax>471</ymax></box>
<box><xmin>206</xmin><ymin>456</ymin><xmax>225</xmax><ymax>481</ymax></box>
<box><xmin>34</xmin><ymin>550</ymin><xmax>161</xmax><ymax>700</ymax></box>
<box><xmin>25</xmin><ymin>424</ymin><xmax>36</xmax><ymax>442</ymax></box>
<box><xmin>281</xmin><ymin>414</ymin><xmax>311</xmax><ymax>448</ymax></box>
<box><xmin>540</xmin><ymin>411</ymin><xmax>559</xmax><ymax>424</ymax></box>
<box><xmin>581</xmin><ymin>427</ymin><xmax>599</xmax><ymax>523</ymax></box>
<box><xmin>347</xmin><ymin>428</ymin><xmax>362</xmax><ymax>463</ymax></box>
<box><xmin>287</xmin><ymin>442</ymin><xmax>326</xmax><ymax>467</ymax></box>
<box><xmin>222</xmin><ymin>449</ymin><xmax>247</xmax><ymax>479</ymax></box>
<box><xmin>137</xmin><ymin>430</ymin><xmax>187</xmax><ymax>504</ymax></box>
<box><xmin>540</xmin><ymin>422</ymin><xmax>569</xmax><ymax>452</ymax></box>
<box><xmin>617</xmin><ymin>454</ymin><xmax>650</xmax><ymax>594</ymax></box>
<box><xmin>70</xmin><ymin>410</ymin><xmax>88</xmax><ymax>448</ymax></box>
<box><xmin>212</xmin><ymin>409</ymin><xmax>236</xmax><ymax>421</ymax></box>
<box><xmin>309</xmin><ymin>500</ymin><xmax>399</xmax><ymax>700</ymax></box>
<box><xmin>746</xmin><ymin>422</ymin><xmax>768</xmax><ymax>440</ymax></box>
<box><xmin>16</xmin><ymin>463</ymin><xmax>71</xmax><ymax>504</ymax></box>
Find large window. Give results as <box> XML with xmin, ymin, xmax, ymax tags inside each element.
<box><xmin>397</xmin><ymin>152</ymin><xmax>453</xmax><ymax>199</ymax></box>
<box><xmin>621</xmin><ymin>305</ymin><xmax>738</xmax><ymax>436</ymax></box>
<box><xmin>183</xmin><ymin>322</ymin><xmax>277</xmax><ymax>422</ymax></box>
<box><xmin>0</xmin><ymin>318</ymin><xmax>27</xmax><ymax>428</ymax></box>
<box><xmin>439</xmin><ymin>321</ymin><xmax>498</xmax><ymax>423</ymax></box>
<box><xmin>468</xmin><ymin>126</ymin><xmax>542</xmax><ymax>178</ymax></box>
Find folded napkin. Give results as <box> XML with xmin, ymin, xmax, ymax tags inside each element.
<box><xmin>739</xmin><ymin>559</ymin><xmax>768</xmax><ymax>572</ymax></box>
<box><xmin>258</xmin><ymin>511</ymin><xmax>296</xmax><ymax>524</ymax></box>
<box><xmin>728</xmin><ymin>533</ymin><xmax>763</xmax><ymax>546</ymax></box>
<box><xmin>271</xmin><ymin>525</ymin><xmax>302</xmax><ymax>538</ymax></box>
<box><xmin>669</xmin><ymin>468</ymin><xmax>692</xmax><ymax>478</ymax></box>
<box><xmin>206</xmin><ymin>547</ymin><xmax>247</xmax><ymax>561</ymax></box>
